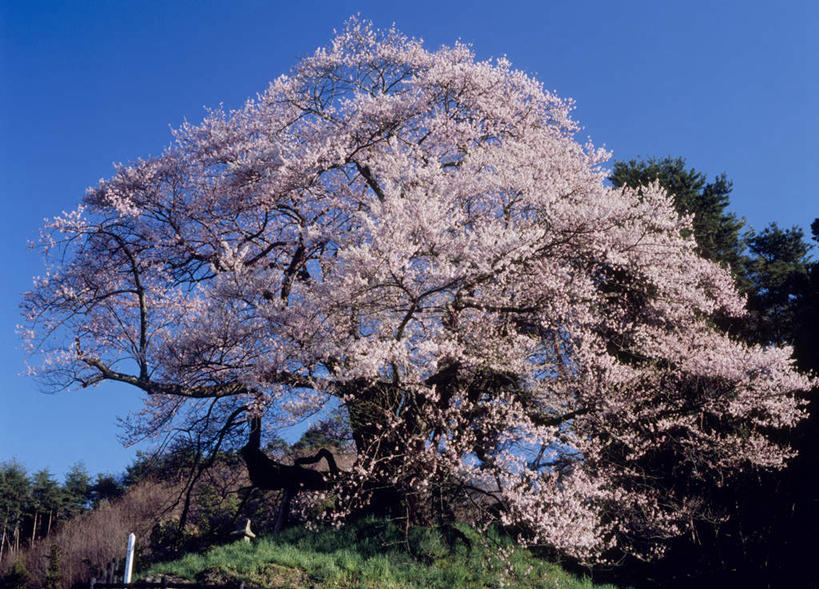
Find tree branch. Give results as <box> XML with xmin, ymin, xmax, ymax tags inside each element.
<box><xmin>354</xmin><ymin>161</ymin><xmax>386</xmax><ymax>202</ymax></box>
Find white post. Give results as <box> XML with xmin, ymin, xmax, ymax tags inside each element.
<box><xmin>123</xmin><ymin>532</ymin><xmax>135</xmax><ymax>584</ymax></box>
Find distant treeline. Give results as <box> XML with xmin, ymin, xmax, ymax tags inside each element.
<box><xmin>0</xmin><ymin>459</ymin><xmax>138</xmax><ymax>562</ymax></box>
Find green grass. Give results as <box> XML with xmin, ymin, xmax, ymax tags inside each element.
<box><xmin>145</xmin><ymin>518</ymin><xmax>622</xmax><ymax>588</ymax></box>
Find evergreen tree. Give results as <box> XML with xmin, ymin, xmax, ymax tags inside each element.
<box><xmin>793</xmin><ymin>219</ymin><xmax>819</xmax><ymax>371</ymax></box>
<box><xmin>44</xmin><ymin>543</ymin><xmax>63</xmax><ymax>589</ymax></box>
<box><xmin>0</xmin><ymin>461</ymin><xmax>31</xmax><ymax>557</ymax></box>
<box><xmin>609</xmin><ymin>158</ymin><xmax>817</xmax><ymax>587</ymax></box>
<box><xmin>30</xmin><ymin>469</ymin><xmax>62</xmax><ymax>541</ymax></box>
<box><xmin>62</xmin><ymin>463</ymin><xmax>91</xmax><ymax>519</ymax></box>
<box><xmin>763</xmin><ymin>217</ymin><xmax>819</xmax><ymax>588</ymax></box>
<box><xmin>744</xmin><ymin>223</ymin><xmax>811</xmax><ymax>345</ymax></box>
<box><xmin>88</xmin><ymin>474</ymin><xmax>125</xmax><ymax>507</ymax></box>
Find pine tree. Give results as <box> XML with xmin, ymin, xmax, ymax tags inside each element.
<box><xmin>745</xmin><ymin>223</ymin><xmax>810</xmax><ymax>345</ymax></box>
<box><xmin>44</xmin><ymin>543</ymin><xmax>62</xmax><ymax>589</ymax></box>
<box><xmin>0</xmin><ymin>462</ymin><xmax>31</xmax><ymax>559</ymax></box>
<box><xmin>31</xmin><ymin>470</ymin><xmax>61</xmax><ymax>541</ymax></box>
<box><xmin>62</xmin><ymin>463</ymin><xmax>91</xmax><ymax>519</ymax></box>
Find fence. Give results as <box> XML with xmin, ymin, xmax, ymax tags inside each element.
<box><xmin>89</xmin><ymin>560</ymin><xmax>254</xmax><ymax>589</ymax></box>
<box><xmin>89</xmin><ymin>578</ymin><xmax>252</xmax><ymax>589</ymax></box>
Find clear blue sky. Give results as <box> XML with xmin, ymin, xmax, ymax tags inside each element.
<box><xmin>1</xmin><ymin>0</ymin><xmax>816</xmax><ymax>481</ymax></box>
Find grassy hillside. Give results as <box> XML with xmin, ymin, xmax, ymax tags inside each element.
<box><xmin>145</xmin><ymin>518</ymin><xmax>623</xmax><ymax>589</ymax></box>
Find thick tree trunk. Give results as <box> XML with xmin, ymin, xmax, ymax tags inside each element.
<box><xmin>240</xmin><ymin>416</ymin><xmax>338</xmax><ymax>492</ymax></box>
<box><xmin>240</xmin><ymin>415</ymin><xmax>339</xmax><ymax>530</ymax></box>
<box><xmin>344</xmin><ymin>381</ymin><xmax>435</xmax><ymax>521</ymax></box>
<box><xmin>239</xmin><ymin>376</ymin><xmax>445</xmax><ymax>528</ymax></box>
<box><xmin>272</xmin><ymin>489</ymin><xmax>292</xmax><ymax>533</ymax></box>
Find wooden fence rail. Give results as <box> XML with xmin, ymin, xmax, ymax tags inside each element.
<box><xmin>89</xmin><ymin>578</ymin><xmax>252</xmax><ymax>589</ymax></box>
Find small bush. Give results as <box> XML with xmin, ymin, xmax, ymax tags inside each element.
<box><xmin>1</xmin><ymin>559</ymin><xmax>32</xmax><ymax>589</ymax></box>
<box><xmin>149</xmin><ymin>520</ymin><xmax>189</xmax><ymax>562</ymax></box>
<box><xmin>44</xmin><ymin>543</ymin><xmax>63</xmax><ymax>589</ymax></box>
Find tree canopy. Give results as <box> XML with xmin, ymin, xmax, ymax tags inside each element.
<box><xmin>744</xmin><ymin>223</ymin><xmax>811</xmax><ymax>345</ymax></box>
<box><xmin>610</xmin><ymin>157</ymin><xmax>747</xmax><ymax>284</ymax></box>
<box><xmin>21</xmin><ymin>19</ymin><xmax>811</xmax><ymax>564</ymax></box>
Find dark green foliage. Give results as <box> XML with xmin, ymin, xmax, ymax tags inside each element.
<box><xmin>124</xmin><ymin>445</ymin><xmax>202</xmax><ymax>488</ymax></box>
<box><xmin>793</xmin><ymin>220</ymin><xmax>819</xmax><ymax>372</ymax></box>
<box><xmin>62</xmin><ymin>463</ymin><xmax>91</xmax><ymax>518</ymax></box>
<box><xmin>756</xmin><ymin>217</ymin><xmax>819</xmax><ymax>588</ymax></box>
<box><xmin>745</xmin><ymin>223</ymin><xmax>811</xmax><ymax>345</ymax></box>
<box><xmin>150</xmin><ymin>520</ymin><xmax>190</xmax><ymax>562</ymax></box>
<box><xmin>291</xmin><ymin>408</ymin><xmax>353</xmax><ymax>453</ymax></box>
<box><xmin>609</xmin><ymin>157</ymin><xmax>819</xmax><ymax>587</ymax></box>
<box><xmin>43</xmin><ymin>543</ymin><xmax>62</xmax><ymax>589</ymax></box>
<box><xmin>31</xmin><ymin>469</ymin><xmax>61</xmax><ymax>537</ymax></box>
<box><xmin>1</xmin><ymin>559</ymin><xmax>31</xmax><ymax>589</ymax></box>
<box><xmin>88</xmin><ymin>474</ymin><xmax>125</xmax><ymax>507</ymax></box>
<box><xmin>0</xmin><ymin>461</ymin><xmax>31</xmax><ymax>516</ymax></box>
<box><xmin>135</xmin><ymin>446</ymin><xmax>280</xmax><ymax>565</ymax></box>
<box><xmin>187</xmin><ymin>483</ymin><xmax>242</xmax><ymax>547</ymax></box>
<box><xmin>0</xmin><ymin>461</ymin><xmax>32</xmax><ymax>558</ymax></box>
<box><xmin>291</xmin><ymin>427</ymin><xmax>337</xmax><ymax>452</ymax></box>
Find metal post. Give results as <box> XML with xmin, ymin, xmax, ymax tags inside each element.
<box><xmin>124</xmin><ymin>532</ymin><xmax>136</xmax><ymax>584</ymax></box>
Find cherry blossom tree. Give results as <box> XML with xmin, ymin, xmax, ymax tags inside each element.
<box><xmin>21</xmin><ymin>19</ymin><xmax>811</xmax><ymax>564</ymax></box>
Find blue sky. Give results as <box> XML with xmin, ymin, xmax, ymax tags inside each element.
<box><xmin>1</xmin><ymin>0</ymin><xmax>816</xmax><ymax>481</ymax></box>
